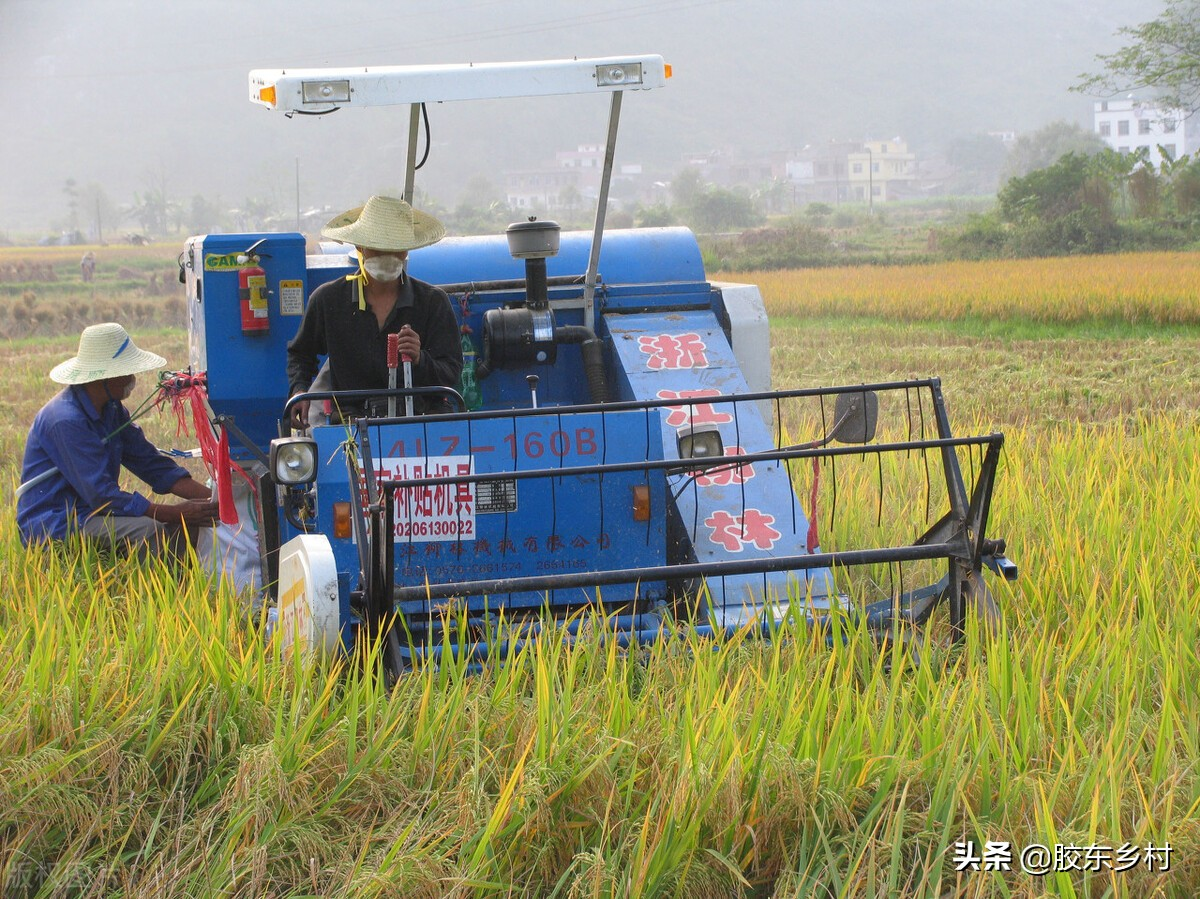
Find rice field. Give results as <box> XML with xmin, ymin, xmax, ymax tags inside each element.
<box><xmin>1</xmin><ymin>252</ymin><xmax>1199</xmax><ymax>897</ymax></box>
<box><xmin>739</xmin><ymin>251</ymin><xmax>1200</xmax><ymax>328</ymax></box>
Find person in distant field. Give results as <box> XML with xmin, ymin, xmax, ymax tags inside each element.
<box><xmin>80</xmin><ymin>251</ymin><xmax>96</xmax><ymax>283</ymax></box>
<box><xmin>16</xmin><ymin>322</ymin><xmax>219</xmax><ymax>559</ymax></box>
<box><xmin>286</xmin><ymin>196</ymin><xmax>462</xmax><ymax>428</ymax></box>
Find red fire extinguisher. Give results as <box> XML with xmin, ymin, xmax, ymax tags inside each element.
<box><xmin>238</xmin><ymin>261</ymin><xmax>269</xmax><ymax>333</ymax></box>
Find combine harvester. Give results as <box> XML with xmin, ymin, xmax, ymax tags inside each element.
<box><xmin>180</xmin><ymin>55</ymin><xmax>1016</xmax><ymax>678</ymax></box>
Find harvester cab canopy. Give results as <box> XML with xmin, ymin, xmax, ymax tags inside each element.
<box><xmin>250</xmin><ymin>55</ymin><xmax>669</xmax><ymax>322</ymax></box>
<box><xmin>249</xmin><ymin>56</ymin><xmax>670</xmax><ymax>110</ymax></box>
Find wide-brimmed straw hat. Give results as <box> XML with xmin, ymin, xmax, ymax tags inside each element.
<box><xmin>50</xmin><ymin>322</ymin><xmax>166</xmax><ymax>385</ymax></box>
<box><xmin>321</xmin><ymin>195</ymin><xmax>446</xmax><ymax>252</ymax></box>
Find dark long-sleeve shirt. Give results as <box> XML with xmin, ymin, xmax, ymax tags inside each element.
<box><xmin>17</xmin><ymin>386</ymin><xmax>191</xmax><ymax>543</ymax></box>
<box><xmin>286</xmin><ymin>274</ymin><xmax>463</xmax><ymax>414</ymax></box>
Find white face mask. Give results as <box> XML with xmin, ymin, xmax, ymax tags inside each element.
<box><xmin>363</xmin><ymin>254</ymin><xmax>406</xmax><ymax>282</ymax></box>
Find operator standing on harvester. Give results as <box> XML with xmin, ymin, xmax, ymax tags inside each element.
<box><xmin>286</xmin><ymin>196</ymin><xmax>462</xmax><ymax>427</ymax></box>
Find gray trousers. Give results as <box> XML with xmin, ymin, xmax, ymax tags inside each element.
<box><xmin>81</xmin><ymin>515</ymin><xmax>188</xmax><ymax>561</ymax></box>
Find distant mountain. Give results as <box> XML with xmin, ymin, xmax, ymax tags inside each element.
<box><xmin>0</xmin><ymin>0</ymin><xmax>1159</xmax><ymax>234</ymax></box>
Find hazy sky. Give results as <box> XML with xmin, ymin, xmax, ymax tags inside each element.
<box><xmin>0</xmin><ymin>0</ymin><xmax>1162</xmax><ymax>236</ymax></box>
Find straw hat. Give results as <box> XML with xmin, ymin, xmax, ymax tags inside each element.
<box><xmin>321</xmin><ymin>195</ymin><xmax>446</xmax><ymax>252</ymax></box>
<box><xmin>50</xmin><ymin>322</ymin><xmax>166</xmax><ymax>385</ymax></box>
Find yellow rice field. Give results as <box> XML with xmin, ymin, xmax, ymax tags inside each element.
<box><xmin>730</xmin><ymin>252</ymin><xmax>1200</xmax><ymax>325</ymax></box>
<box><xmin>2</xmin><ymin>252</ymin><xmax>1200</xmax><ymax>897</ymax></box>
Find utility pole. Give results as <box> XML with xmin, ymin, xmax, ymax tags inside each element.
<box><xmin>866</xmin><ymin>144</ymin><xmax>874</xmax><ymax>213</ymax></box>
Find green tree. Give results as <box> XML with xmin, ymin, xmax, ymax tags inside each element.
<box><xmin>236</xmin><ymin>196</ymin><xmax>277</xmax><ymax>232</ymax></box>
<box><xmin>1002</xmin><ymin>121</ymin><xmax>1107</xmax><ymax>180</ymax></box>
<box><xmin>990</xmin><ymin>152</ymin><xmax>1121</xmax><ymax>256</ymax></box>
<box><xmin>557</xmin><ymin>183</ymin><xmax>584</xmax><ymax>223</ymax></box>
<box><xmin>944</xmin><ymin>133</ymin><xmax>1010</xmax><ymax>194</ymax></box>
<box><xmin>63</xmin><ymin>178</ymin><xmax>80</xmax><ymax>232</ymax></box>
<box><xmin>1157</xmin><ymin>150</ymin><xmax>1200</xmax><ymax>216</ymax></box>
<box><xmin>187</xmin><ymin>194</ymin><xmax>226</xmax><ymax>235</ymax></box>
<box><xmin>1128</xmin><ymin>165</ymin><xmax>1163</xmax><ymax>217</ymax></box>
<box><xmin>1174</xmin><ymin>160</ymin><xmax>1200</xmax><ymax>215</ymax></box>
<box><xmin>683</xmin><ymin>187</ymin><xmax>763</xmax><ymax>233</ymax></box>
<box><xmin>78</xmin><ymin>183</ymin><xmax>118</xmax><ymax>243</ymax></box>
<box><xmin>450</xmin><ymin>176</ymin><xmax>512</xmax><ymax>235</ymax></box>
<box><xmin>803</xmin><ymin>202</ymin><xmax>833</xmax><ymax>224</ymax></box>
<box><xmin>998</xmin><ymin>152</ymin><xmax>1112</xmax><ymax>223</ymax></box>
<box><xmin>669</xmin><ymin>168</ymin><xmax>706</xmax><ymax>207</ymax></box>
<box><xmin>128</xmin><ymin>186</ymin><xmax>176</xmax><ymax>237</ymax></box>
<box><xmin>751</xmin><ymin>177</ymin><xmax>791</xmax><ymax>216</ymax></box>
<box><xmin>634</xmin><ymin>203</ymin><xmax>675</xmax><ymax>228</ymax></box>
<box><xmin>1076</xmin><ymin>0</ymin><xmax>1200</xmax><ymax>116</ymax></box>
<box><xmin>1089</xmin><ymin>146</ymin><xmax>1151</xmax><ymax>217</ymax></box>
<box><xmin>410</xmin><ymin>185</ymin><xmax>447</xmax><ymax>221</ymax></box>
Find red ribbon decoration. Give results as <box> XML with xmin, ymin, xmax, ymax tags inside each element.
<box><xmin>215</xmin><ymin>423</ymin><xmax>237</xmax><ymax>525</ymax></box>
<box><xmin>157</xmin><ymin>372</ymin><xmax>253</xmax><ymax>526</ymax></box>
<box><xmin>806</xmin><ymin>456</ymin><xmax>821</xmax><ymax>554</ymax></box>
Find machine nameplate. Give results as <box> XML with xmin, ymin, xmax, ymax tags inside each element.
<box><xmin>476</xmin><ymin>478</ymin><xmax>518</xmax><ymax>514</ymax></box>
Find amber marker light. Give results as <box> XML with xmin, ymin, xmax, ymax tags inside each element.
<box><xmin>333</xmin><ymin>502</ymin><xmax>352</xmax><ymax>538</ymax></box>
<box><xmin>632</xmin><ymin>484</ymin><xmax>651</xmax><ymax>522</ymax></box>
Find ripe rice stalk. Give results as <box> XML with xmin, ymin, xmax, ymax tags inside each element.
<box><xmin>4</xmin><ymin>308</ymin><xmax>1200</xmax><ymax>893</ymax></box>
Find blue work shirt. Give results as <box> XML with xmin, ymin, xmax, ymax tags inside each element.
<box><xmin>16</xmin><ymin>385</ymin><xmax>190</xmax><ymax>544</ymax></box>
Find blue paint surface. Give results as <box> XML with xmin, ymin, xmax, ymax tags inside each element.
<box><xmin>310</xmin><ymin>410</ymin><xmax>667</xmax><ymax>614</ymax></box>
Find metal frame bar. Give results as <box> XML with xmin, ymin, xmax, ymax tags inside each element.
<box><xmin>281</xmin><ymin>385</ymin><xmax>466</xmax><ymax>436</ymax></box>
<box><xmin>340</xmin><ymin>378</ymin><xmax>953</xmax><ymax>427</ymax></box>
<box><xmin>275</xmin><ymin>377</ymin><xmax>1006</xmax><ymax>668</ymax></box>
<box><xmin>375</xmin><ymin>433</ymin><xmax>1001</xmax><ymax>493</ymax></box>
<box><xmin>404</xmin><ymin>103</ymin><xmax>421</xmax><ymax>204</ymax></box>
<box><xmin>389</xmin><ymin>541</ymin><xmax>963</xmax><ymax>605</ymax></box>
<box><xmin>358</xmin><ymin>383</ymin><xmax>1000</xmax><ymax>624</ymax></box>
<box><xmin>582</xmin><ymin>91</ymin><xmax>623</xmax><ymax>329</ymax></box>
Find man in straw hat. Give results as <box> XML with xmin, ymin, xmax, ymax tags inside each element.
<box><xmin>286</xmin><ymin>195</ymin><xmax>463</xmax><ymax>427</ymax></box>
<box><xmin>17</xmin><ymin>322</ymin><xmax>219</xmax><ymax>557</ymax></box>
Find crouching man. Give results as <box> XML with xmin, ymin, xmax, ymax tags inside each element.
<box><xmin>16</xmin><ymin>322</ymin><xmax>219</xmax><ymax>560</ymax></box>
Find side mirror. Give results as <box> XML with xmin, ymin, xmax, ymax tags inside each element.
<box><xmin>828</xmin><ymin>390</ymin><xmax>878</xmax><ymax>444</ymax></box>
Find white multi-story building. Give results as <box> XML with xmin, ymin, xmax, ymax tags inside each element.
<box><xmin>1093</xmin><ymin>97</ymin><xmax>1195</xmax><ymax>167</ymax></box>
<box><xmin>505</xmin><ymin>145</ymin><xmax>644</xmax><ymax>210</ymax></box>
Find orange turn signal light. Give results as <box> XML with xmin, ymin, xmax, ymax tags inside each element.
<box><xmin>333</xmin><ymin>502</ymin><xmax>352</xmax><ymax>538</ymax></box>
<box><xmin>259</xmin><ymin>84</ymin><xmax>277</xmax><ymax>106</ymax></box>
<box><xmin>632</xmin><ymin>484</ymin><xmax>651</xmax><ymax>522</ymax></box>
